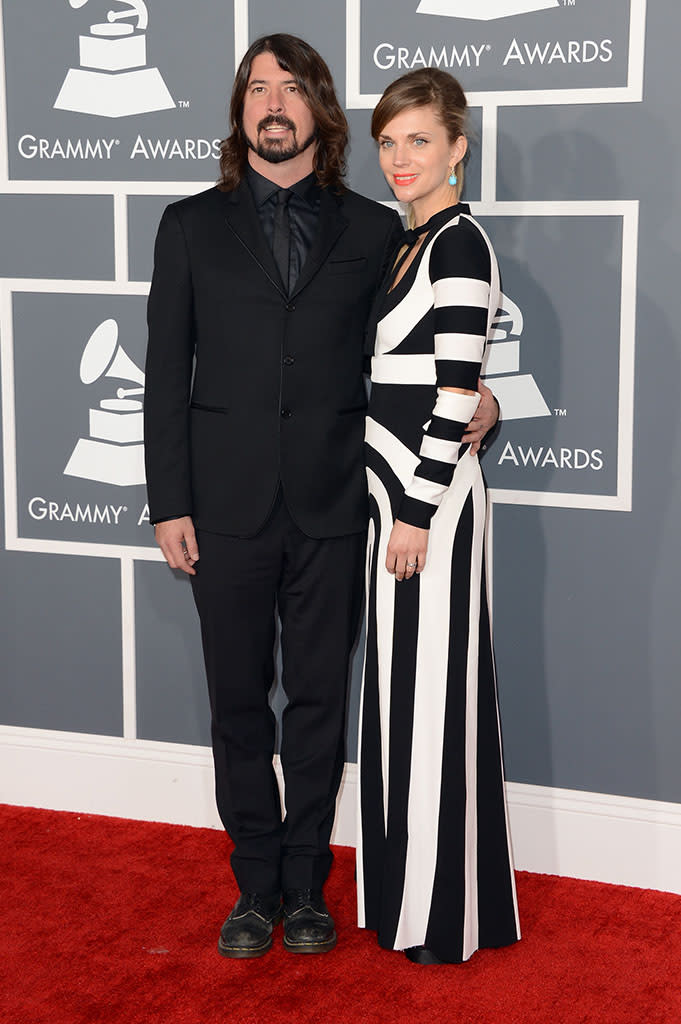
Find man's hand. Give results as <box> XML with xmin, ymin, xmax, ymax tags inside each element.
<box><xmin>386</xmin><ymin>520</ymin><xmax>429</xmax><ymax>581</ymax></box>
<box><xmin>462</xmin><ymin>379</ymin><xmax>499</xmax><ymax>455</ymax></box>
<box><xmin>154</xmin><ymin>516</ymin><xmax>199</xmax><ymax>576</ymax></box>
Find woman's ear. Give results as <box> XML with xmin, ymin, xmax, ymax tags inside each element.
<box><xmin>450</xmin><ymin>134</ymin><xmax>468</xmax><ymax>167</ymax></box>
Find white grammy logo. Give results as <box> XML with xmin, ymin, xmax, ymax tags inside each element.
<box><xmin>54</xmin><ymin>0</ymin><xmax>175</xmax><ymax>118</ymax></box>
<box><xmin>481</xmin><ymin>293</ymin><xmax>551</xmax><ymax>420</ymax></box>
<box><xmin>64</xmin><ymin>319</ymin><xmax>147</xmax><ymax>486</ymax></box>
<box><xmin>416</xmin><ymin>0</ymin><xmax>559</xmax><ymax>19</ymax></box>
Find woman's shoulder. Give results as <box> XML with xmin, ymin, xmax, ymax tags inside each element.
<box><xmin>428</xmin><ymin>209</ymin><xmax>492</xmax><ymax>283</ymax></box>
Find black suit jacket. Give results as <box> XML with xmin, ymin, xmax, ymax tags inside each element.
<box><xmin>144</xmin><ymin>181</ymin><xmax>402</xmax><ymax>538</ymax></box>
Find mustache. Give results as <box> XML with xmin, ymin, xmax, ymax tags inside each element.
<box><xmin>258</xmin><ymin>116</ymin><xmax>296</xmax><ymax>133</ymax></box>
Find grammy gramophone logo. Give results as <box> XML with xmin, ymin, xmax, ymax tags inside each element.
<box><xmin>54</xmin><ymin>0</ymin><xmax>175</xmax><ymax>118</ymax></box>
<box><xmin>416</xmin><ymin>0</ymin><xmax>559</xmax><ymax>18</ymax></box>
<box><xmin>481</xmin><ymin>293</ymin><xmax>551</xmax><ymax>420</ymax></box>
<box><xmin>64</xmin><ymin>319</ymin><xmax>146</xmax><ymax>487</ymax></box>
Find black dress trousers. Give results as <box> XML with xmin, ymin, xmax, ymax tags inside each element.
<box><xmin>190</xmin><ymin>489</ymin><xmax>366</xmax><ymax>895</ymax></box>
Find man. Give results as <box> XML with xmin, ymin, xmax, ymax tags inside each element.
<box><xmin>144</xmin><ymin>34</ymin><xmax>498</xmax><ymax>959</ymax></box>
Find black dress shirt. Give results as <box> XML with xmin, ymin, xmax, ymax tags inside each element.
<box><xmin>247</xmin><ymin>166</ymin><xmax>322</xmax><ymax>294</ymax></box>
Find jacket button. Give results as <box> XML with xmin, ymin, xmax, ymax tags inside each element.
<box><xmin>283</xmin><ymin>355</ymin><xmax>295</xmax><ymax>366</ymax></box>
<box><xmin>281</xmin><ymin>408</ymin><xmax>292</xmax><ymax>419</ymax></box>
<box><xmin>285</xmin><ymin>302</ymin><xmax>296</xmax><ymax>312</ymax></box>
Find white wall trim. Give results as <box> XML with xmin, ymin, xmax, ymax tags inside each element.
<box><xmin>120</xmin><ymin>557</ymin><xmax>137</xmax><ymax>740</ymax></box>
<box><xmin>2</xmin><ymin>726</ymin><xmax>680</xmax><ymax>895</ymax></box>
<box><xmin>233</xmin><ymin>0</ymin><xmax>249</xmax><ymax>70</ymax></box>
<box><xmin>113</xmin><ymin>193</ymin><xmax>129</xmax><ymax>284</ymax></box>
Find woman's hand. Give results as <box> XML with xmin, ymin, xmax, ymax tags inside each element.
<box><xmin>386</xmin><ymin>520</ymin><xmax>429</xmax><ymax>580</ymax></box>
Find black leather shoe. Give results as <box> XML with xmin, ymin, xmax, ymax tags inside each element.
<box><xmin>404</xmin><ymin>945</ymin><xmax>444</xmax><ymax>965</ymax></box>
<box><xmin>282</xmin><ymin>888</ymin><xmax>337</xmax><ymax>954</ymax></box>
<box><xmin>217</xmin><ymin>892</ymin><xmax>282</xmax><ymax>959</ymax></box>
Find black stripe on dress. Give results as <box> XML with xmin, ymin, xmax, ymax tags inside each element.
<box><xmin>435</xmin><ymin>360</ymin><xmax>481</xmax><ymax>392</ymax></box>
<box><xmin>424</xmin><ymin>489</ymin><xmax>475</xmax><ymax>962</ymax></box>
<box><xmin>476</xmin><ymin>555</ymin><xmax>520</xmax><ymax>949</ymax></box>
<box><xmin>425</xmin><ymin>414</ymin><xmax>469</xmax><ymax>442</ymax></box>
<box><xmin>434</xmin><ymin>305</ymin><xmax>488</xmax><ymax>337</ymax></box>
<box><xmin>413</xmin><ymin>456</ymin><xmax>457</xmax><ymax>487</ymax></box>
<box><xmin>378</xmin><ymin>567</ymin><xmax>421</xmax><ymax>951</ymax></box>
<box><xmin>387</xmin><ymin>309</ymin><xmax>436</xmax><ymax>355</ymax></box>
<box><xmin>360</xmin><ymin>495</ymin><xmax>387</xmax><ymax>931</ymax></box>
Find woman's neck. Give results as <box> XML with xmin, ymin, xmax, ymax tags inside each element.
<box><xmin>411</xmin><ymin>191</ymin><xmax>461</xmax><ymax>228</ymax></box>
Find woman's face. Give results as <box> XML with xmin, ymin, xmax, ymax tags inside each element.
<box><xmin>377</xmin><ymin>104</ymin><xmax>467</xmax><ymax>225</ymax></box>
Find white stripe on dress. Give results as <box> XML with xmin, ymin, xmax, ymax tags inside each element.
<box><xmin>419</xmin><ymin>433</ymin><xmax>462</xmax><ymax>464</ymax></box>
<box><xmin>434</xmin><ymin>332</ymin><xmax>487</xmax><ymax>364</ymax></box>
<box><xmin>403</xmin><ymin>476</ymin><xmax>443</xmax><ymax>507</ymax></box>
<box><xmin>392</xmin><ymin>452</ymin><xmax>481</xmax><ymax>950</ymax></box>
<box><xmin>375</xmin><ymin>217</ymin><xmax>463</xmax><ymax>356</ymax></box>
<box><xmin>371</xmin><ymin>353</ymin><xmax>436</xmax><ymax>386</ymax></box>
<box><xmin>366</xmin><ymin>467</ymin><xmax>397</xmax><ymax>833</ymax></box>
<box><xmin>432</xmin><ymin>276</ymin><xmax>490</xmax><ymax>309</ymax></box>
<box><xmin>355</xmin><ymin>515</ymin><xmax>375</xmax><ymax>930</ymax></box>
<box><xmin>461</xmin><ymin>469</ymin><xmax>486</xmax><ymax>960</ymax></box>
<box><xmin>484</xmin><ymin>551</ymin><xmax>522</xmax><ymax>940</ymax></box>
<box><xmin>375</xmin><ymin>277</ymin><xmax>435</xmax><ymax>357</ymax></box>
<box><xmin>430</xmin><ymin>388</ymin><xmax>479</xmax><ymax>424</ymax></box>
<box><xmin>365</xmin><ymin>416</ymin><xmax>420</xmax><ymax>488</ymax></box>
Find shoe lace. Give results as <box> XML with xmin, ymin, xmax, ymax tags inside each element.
<box><xmin>240</xmin><ymin>892</ymin><xmax>265</xmax><ymax>914</ymax></box>
<box><xmin>286</xmin><ymin>888</ymin><xmax>315</xmax><ymax>910</ymax></box>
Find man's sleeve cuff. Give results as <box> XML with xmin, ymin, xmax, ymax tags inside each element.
<box><xmin>150</xmin><ymin>512</ymin><xmax>191</xmax><ymax>526</ymax></box>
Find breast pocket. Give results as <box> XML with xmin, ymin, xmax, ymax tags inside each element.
<box><xmin>327</xmin><ymin>256</ymin><xmax>367</xmax><ymax>275</ymax></box>
<box><xmin>190</xmin><ymin>401</ymin><xmax>229</xmax><ymax>415</ymax></box>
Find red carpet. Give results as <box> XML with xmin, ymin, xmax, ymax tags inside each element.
<box><xmin>2</xmin><ymin>804</ymin><xmax>681</xmax><ymax>1024</ymax></box>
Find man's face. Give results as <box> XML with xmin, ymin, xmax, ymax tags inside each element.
<box><xmin>242</xmin><ymin>51</ymin><xmax>317</xmax><ymax>165</ymax></box>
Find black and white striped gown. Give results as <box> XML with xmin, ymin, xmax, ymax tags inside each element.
<box><xmin>357</xmin><ymin>203</ymin><xmax>520</xmax><ymax>963</ymax></box>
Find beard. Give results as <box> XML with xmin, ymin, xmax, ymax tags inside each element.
<box><xmin>247</xmin><ymin>116</ymin><xmax>316</xmax><ymax>165</ymax></box>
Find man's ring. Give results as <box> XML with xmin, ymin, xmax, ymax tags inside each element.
<box><xmin>406</xmin><ymin>561</ymin><xmax>417</xmax><ymax>568</ymax></box>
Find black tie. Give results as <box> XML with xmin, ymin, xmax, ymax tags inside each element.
<box><xmin>272</xmin><ymin>188</ymin><xmax>291</xmax><ymax>293</ymax></box>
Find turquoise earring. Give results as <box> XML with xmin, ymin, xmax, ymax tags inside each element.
<box><xmin>448</xmin><ymin>169</ymin><xmax>458</xmax><ymax>187</ymax></box>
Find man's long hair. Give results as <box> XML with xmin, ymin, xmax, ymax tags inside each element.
<box><xmin>218</xmin><ymin>34</ymin><xmax>349</xmax><ymax>192</ymax></box>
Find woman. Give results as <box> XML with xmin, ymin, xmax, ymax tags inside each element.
<box><xmin>357</xmin><ymin>68</ymin><xmax>521</xmax><ymax>965</ymax></box>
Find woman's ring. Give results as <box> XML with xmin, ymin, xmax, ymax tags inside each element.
<box><xmin>406</xmin><ymin>561</ymin><xmax>417</xmax><ymax>568</ymax></box>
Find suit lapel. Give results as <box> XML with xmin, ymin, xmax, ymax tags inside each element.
<box><xmin>222</xmin><ymin>180</ymin><xmax>349</xmax><ymax>301</ymax></box>
<box><xmin>223</xmin><ymin>181</ymin><xmax>287</xmax><ymax>298</ymax></box>
<box><xmin>290</xmin><ymin>188</ymin><xmax>349</xmax><ymax>300</ymax></box>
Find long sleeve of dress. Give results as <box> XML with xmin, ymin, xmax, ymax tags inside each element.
<box><xmin>397</xmin><ymin>221</ymin><xmax>493</xmax><ymax>530</ymax></box>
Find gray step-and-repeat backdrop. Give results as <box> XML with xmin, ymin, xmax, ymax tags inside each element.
<box><xmin>2</xmin><ymin>1</ymin><xmax>680</xmax><ymax>816</ymax></box>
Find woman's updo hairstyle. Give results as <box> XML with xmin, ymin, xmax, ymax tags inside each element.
<box><xmin>371</xmin><ymin>68</ymin><xmax>469</xmax><ymax>196</ymax></box>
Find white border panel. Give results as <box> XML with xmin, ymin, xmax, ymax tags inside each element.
<box><xmin>0</xmin><ymin>0</ymin><xmax>250</xmax><ymax>191</ymax></box>
<box><xmin>346</xmin><ymin>0</ymin><xmax>647</xmax><ymax>109</ymax></box>
<box><xmin>1</xmin><ymin>726</ymin><xmax>680</xmax><ymax>895</ymax></box>
<box><xmin>1</xmin><ymin>281</ymin><xmax>163</xmax><ymax>560</ymax></box>
<box><xmin>482</xmin><ymin>201</ymin><xmax>638</xmax><ymax>513</ymax></box>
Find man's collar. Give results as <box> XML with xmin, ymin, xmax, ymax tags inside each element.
<box><xmin>247</xmin><ymin>164</ymin><xmax>320</xmax><ymax>207</ymax></box>
<box><xmin>289</xmin><ymin>171</ymin><xmax>321</xmax><ymax>206</ymax></box>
